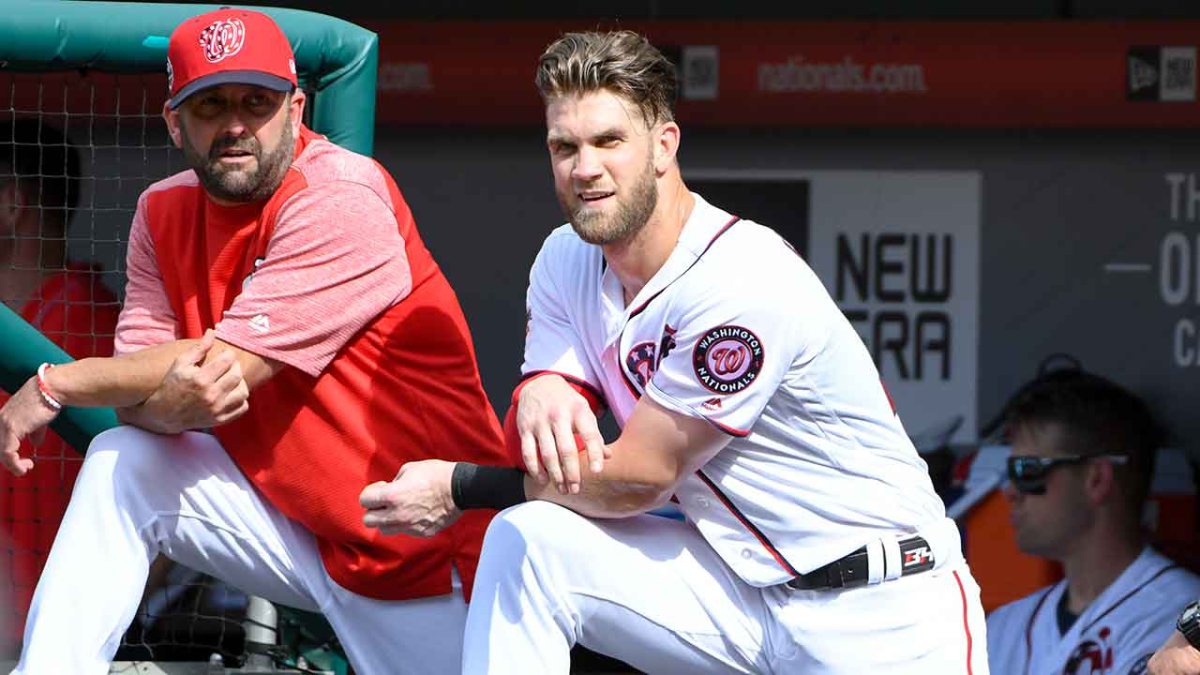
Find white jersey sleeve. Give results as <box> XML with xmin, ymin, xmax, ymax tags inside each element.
<box><xmin>521</xmin><ymin>228</ymin><xmax>604</xmax><ymax>393</ymax></box>
<box><xmin>644</xmin><ymin>227</ymin><xmax>810</xmax><ymax>436</ymax></box>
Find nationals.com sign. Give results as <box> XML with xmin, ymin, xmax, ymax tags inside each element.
<box><xmin>365</xmin><ymin>20</ymin><xmax>1200</xmax><ymax>128</ymax></box>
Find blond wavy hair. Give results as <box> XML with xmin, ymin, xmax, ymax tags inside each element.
<box><xmin>535</xmin><ymin>30</ymin><xmax>677</xmax><ymax>127</ymax></box>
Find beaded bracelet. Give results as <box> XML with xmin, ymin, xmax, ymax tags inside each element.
<box><xmin>36</xmin><ymin>362</ymin><xmax>63</xmax><ymax>412</ymax></box>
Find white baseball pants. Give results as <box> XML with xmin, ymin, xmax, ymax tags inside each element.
<box><xmin>12</xmin><ymin>426</ymin><xmax>466</xmax><ymax>675</ymax></box>
<box><xmin>464</xmin><ymin>501</ymin><xmax>989</xmax><ymax>674</ymax></box>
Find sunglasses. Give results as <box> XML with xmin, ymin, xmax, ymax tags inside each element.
<box><xmin>1006</xmin><ymin>454</ymin><xmax>1130</xmax><ymax>495</ymax></box>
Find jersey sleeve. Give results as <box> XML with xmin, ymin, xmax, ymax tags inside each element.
<box><xmin>214</xmin><ymin>180</ymin><xmax>411</xmax><ymax>377</ymax></box>
<box><xmin>644</xmin><ymin>265</ymin><xmax>805</xmax><ymax>436</ymax></box>
<box><xmin>114</xmin><ymin>195</ymin><xmax>179</xmax><ymax>355</ymax></box>
<box><xmin>520</xmin><ymin>235</ymin><xmax>603</xmax><ymax>393</ymax></box>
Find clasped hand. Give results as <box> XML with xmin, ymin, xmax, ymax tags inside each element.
<box><xmin>515</xmin><ymin>375</ymin><xmax>609</xmax><ymax>495</ymax></box>
<box><xmin>360</xmin><ymin>459</ymin><xmax>460</xmax><ymax>538</ymax></box>
<box><xmin>131</xmin><ymin>330</ymin><xmax>250</xmax><ymax>434</ymax></box>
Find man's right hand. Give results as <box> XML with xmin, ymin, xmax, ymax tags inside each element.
<box><xmin>0</xmin><ymin>376</ymin><xmax>60</xmax><ymax>476</ymax></box>
<box><xmin>515</xmin><ymin>375</ymin><xmax>608</xmax><ymax>495</ymax></box>
<box><xmin>127</xmin><ymin>330</ymin><xmax>250</xmax><ymax>434</ymax></box>
<box><xmin>1149</xmin><ymin>630</ymin><xmax>1200</xmax><ymax>675</ymax></box>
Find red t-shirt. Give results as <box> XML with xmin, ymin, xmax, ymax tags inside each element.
<box><xmin>119</xmin><ymin>126</ymin><xmax>508</xmax><ymax>601</ymax></box>
<box><xmin>1</xmin><ymin>266</ymin><xmax>120</xmax><ymax>637</ymax></box>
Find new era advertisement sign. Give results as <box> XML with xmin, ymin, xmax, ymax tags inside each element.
<box><xmin>1128</xmin><ymin>46</ymin><xmax>1197</xmax><ymax>102</ymax></box>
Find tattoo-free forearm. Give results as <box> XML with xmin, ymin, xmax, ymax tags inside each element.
<box><xmin>114</xmin><ymin>404</ymin><xmax>175</xmax><ymax>434</ymax></box>
<box><xmin>524</xmin><ymin>445</ymin><xmax>678</xmax><ymax>518</ymax></box>
<box><xmin>42</xmin><ymin>341</ymin><xmax>199</xmax><ymax>408</ymax></box>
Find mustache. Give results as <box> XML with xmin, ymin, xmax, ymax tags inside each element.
<box><xmin>208</xmin><ymin>135</ymin><xmax>260</xmax><ymax>161</ymax></box>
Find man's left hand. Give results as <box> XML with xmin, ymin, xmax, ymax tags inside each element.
<box><xmin>360</xmin><ymin>460</ymin><xmax>461</xmax><ymax>537</ymax></box>
<box><xmin>0</xmin><ymin>376</ymin><xmax>59</xmax><ymax>476</ymax></box>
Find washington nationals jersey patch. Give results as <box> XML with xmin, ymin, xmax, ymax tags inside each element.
<box><xmin>692</xmin><ymin>325</ymin><xmax>764</xmax><ymax>394</ymax></box>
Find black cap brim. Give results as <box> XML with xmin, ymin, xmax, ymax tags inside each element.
<box><xmin>168</xmin><ymin>71</ymin><xmax>294</xmax><ymax>109</ymax></box>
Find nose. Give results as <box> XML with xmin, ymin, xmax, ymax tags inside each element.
<box><xmin>219</xmin><ymin>113</ymin><xmax>250</xmax><ymax>139</ymax></box>
<box><xmin>571</xmin><ymin>146</ymin><xmax>603</xmax><ymax>183</ymax></box>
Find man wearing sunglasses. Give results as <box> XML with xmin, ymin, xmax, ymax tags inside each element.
<box><xmin>985</xmin><ymin>370</ymin><xmax>1200</xmax><ymax>675</ymax></box>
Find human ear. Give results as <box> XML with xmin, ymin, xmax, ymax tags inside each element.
<box><xmin>654</xmin><ymin>121</ymin><xmax>680</xmax><ymax>174</ymax></box>
<box><xmin>161</xmin><ymin>103</ymin><xmax>183</xmax><ymax>149</ymax></box>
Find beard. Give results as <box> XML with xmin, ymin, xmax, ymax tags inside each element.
<box><xmin>181</xmin><ymin>114</ymin><xmax>295</xmax><ymax>204</ymax></box>
<box><xmin>562</xmin><ymin>157</ymin><xmax>658</xmax><ymax>246</ymax></box>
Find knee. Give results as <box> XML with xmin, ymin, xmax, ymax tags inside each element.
<box><xmin>481</xmin><ymin>502</ymin><xmax>581</xmax><ymax>566</ymax></box>
<box><xmin>82</xmin><ymin>426</ymin><xmax>188</xmax><ymax>488</ymax></box>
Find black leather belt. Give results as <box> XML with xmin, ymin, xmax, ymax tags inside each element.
<box><xmin>786</xmin><ymin>535</ymin><xmax>936</xmax><ymax>591</ymax></box>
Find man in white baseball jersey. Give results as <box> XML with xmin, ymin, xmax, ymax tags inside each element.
<box><xmin>986</xmin><ymin>371</ymin><xmax>1200</xmax><ymax>675</ymax></box>
<box><xmin>360</xmin><ymin>30</ymin><xmax>988</xmax><ymax>673</ymax></box>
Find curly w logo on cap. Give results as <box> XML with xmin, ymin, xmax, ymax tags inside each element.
<box><xmin>199</xmin><ymin>18</ymin><xmax>246</xmax><ymax>64</ymax></box>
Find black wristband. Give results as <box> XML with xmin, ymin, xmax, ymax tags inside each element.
<box><xmin>450</xmin><ymin>463</ymin><xmax>528</xmax><ymax>511</ymax></box>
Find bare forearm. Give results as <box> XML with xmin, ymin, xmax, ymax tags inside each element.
<box><xmin>114</xmin><ymin>404</ymin><xmax>173</xmax><ymax>434</ymax></box>
<box><xmin>523</xmin><ymin>447</ymin><xmax>677</xmax><ymax>518</ymax></box>
<box><xmin>525</xmin><ymin>473</ymin><xmax>669</xmax><ymax>517</ymax></box>
<box><xmin>43</xmin><ymin>341</ymin><xmax>198</xmax><ymax>408</ymax></box>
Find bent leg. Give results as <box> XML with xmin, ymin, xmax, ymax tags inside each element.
<box><xmin>322</xmin><ymin>573</ymin><xmax>469</xmax><ymax>675</ymax></box>
<box><xmin>15</xmin><ymin>427</ymin><xmax>324</xmax><ymax>675</ymax></box>
<box><xmin>464</xmin><ymin>502</ymin><xmax>772</xmax><ymax>675</ymax></box>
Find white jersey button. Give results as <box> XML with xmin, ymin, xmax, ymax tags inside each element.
<box><xmin>696</xmin><ymin>496</ymin><xmax>711</xmax><ymax>508</ymax></box>
<box><xmin>741</xmin><ymin>548</ymin><xmax>753</xmax><ymax>560</ymax></box>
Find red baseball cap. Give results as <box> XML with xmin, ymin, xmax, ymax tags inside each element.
<box><xmin>166</xmin><ymin>8</ymin><xmax>298</xmax><ymax>109</ymax></box>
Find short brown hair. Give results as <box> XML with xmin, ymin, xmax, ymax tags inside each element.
<box><xmin>535</xmin><ymin>31</ymin><xmax>677</xmax><ymax>127</ymax></box>
<box><xmin>1003</xmin><ymin>370</ymin><xmax>1162</xmax><ymax>512</ymax></box>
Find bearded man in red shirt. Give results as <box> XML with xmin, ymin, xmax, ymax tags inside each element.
<box><xmin>0</xmin><ymin>10</ymin><xmax>507</xmax><ymax>674</ymax></box>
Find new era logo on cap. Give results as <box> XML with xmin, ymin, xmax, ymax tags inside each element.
<box><xmin>166</xmin><ymin>9</ymin><xmax>298</xmax><ymax>109</ymax></box>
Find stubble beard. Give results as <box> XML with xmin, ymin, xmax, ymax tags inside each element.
<box><xmin>564</xmin><ymin>159</ymin><xmax>658</xmax><ymax>246</ymax></box>
<box><xmin>181</xmin><ymin>114</ymin><xmax>295</xmax><ymax>204</ymax></box>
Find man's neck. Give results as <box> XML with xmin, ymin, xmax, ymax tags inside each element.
<box><xmin>1060</xmin><ymin>523</ymin><xmax>1145</xmax><ymax>614</ymax></box>
<box><xmin>604</xmin><ymin>179</ymin><xmax>694</xmax><ymax>306</ymax></box>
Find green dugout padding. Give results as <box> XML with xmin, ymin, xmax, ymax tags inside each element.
<box><xmin>0</xmin><ymin>0</ymin><xmax>378</xmax><ymax>156</ymax></box>
<box><xmin>0</xmin><ymin>304</ymin><xmax>118</xmax><ymax>452</ymax></box>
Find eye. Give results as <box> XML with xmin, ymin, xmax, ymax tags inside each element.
<box><xmin>595</xmin><ymin>135</ymin><xmax>621</xmax><ymax>148</ymax></box>
<box><xmin>190</xmin><ymin>95</ymin><xmax>225</xmax><ymax>118</ymax></box>
<box><xmin>244</xmin><ymin>92</ymin><xmax>279</xmax><ymax>114</ymax></box>
<box><xmin>549</xmin><ymin>141</ymin><xmax>576</xmax><ymax>156</ymax></box>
